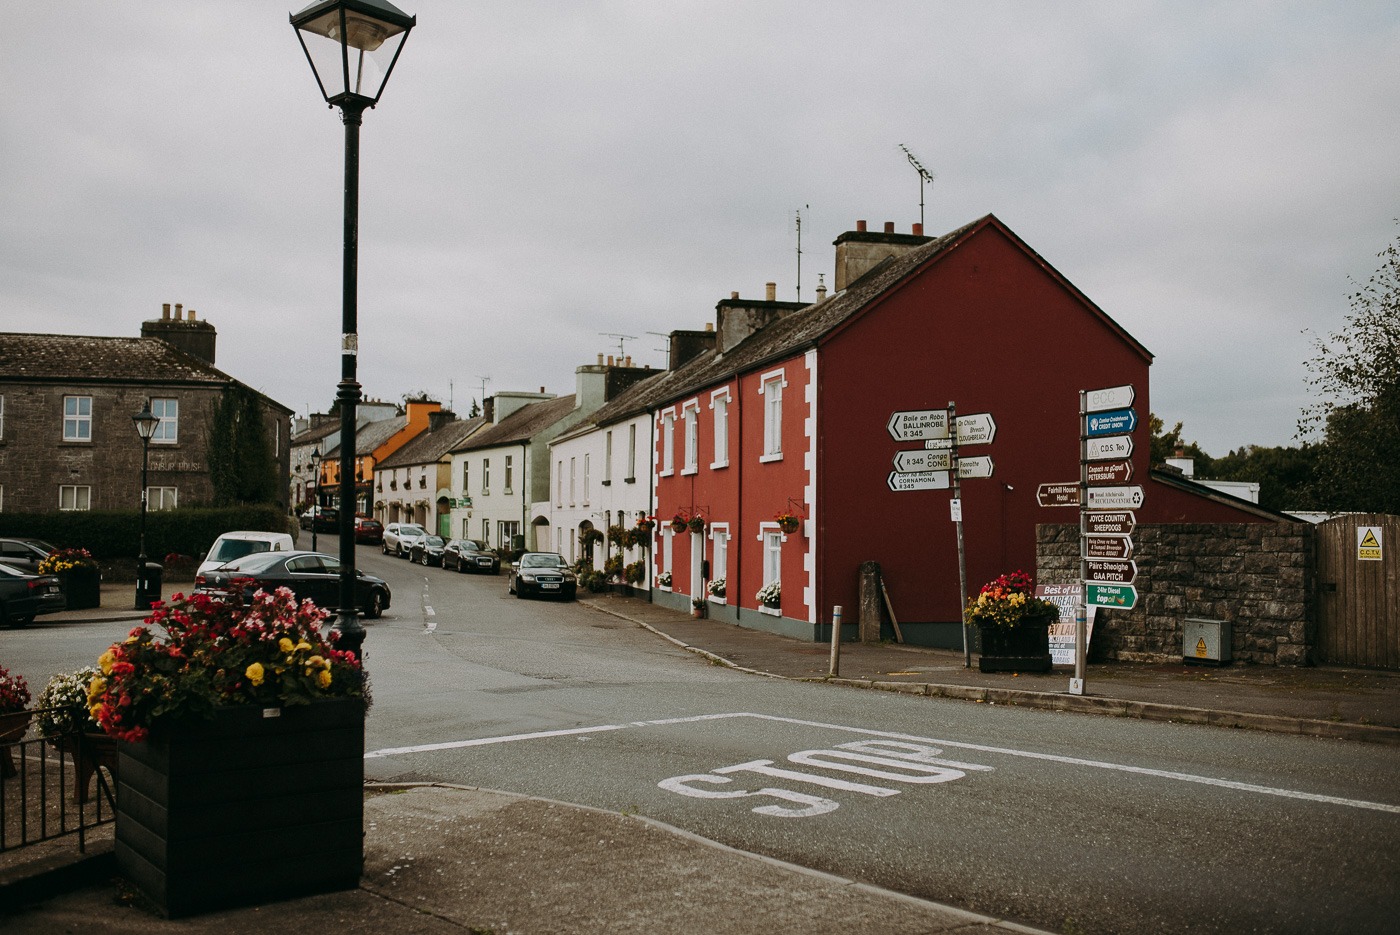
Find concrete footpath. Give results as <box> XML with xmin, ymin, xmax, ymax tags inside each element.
<box><xmin>3</xmin><ymin>584</ymin><xmax>1396</xmax><ymax>932</ymax></box>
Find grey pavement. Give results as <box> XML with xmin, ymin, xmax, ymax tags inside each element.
<box><xmin>4</xmin><ymin>582</ymin><xmax>1396</xmax><ymax>931</ymax></box>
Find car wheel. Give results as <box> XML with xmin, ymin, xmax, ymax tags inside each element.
<box><xmin>381</xmin><ymin>542</ymin><xmax>389</xmax><ymax>554</ymax></box>
<box><xmin>515</xmin><ymin>587</ymin><xmax>525</xmax><ymax>599</ymax></box>
<box><xmin>455</xmin><ymin>561</ymin><xmax>466</xmax><ymax>574</ymax></box>
<box><xmin>365</xmin><ymin>590</ymin><xmax>384</xmax><ymax>619</ymax></box>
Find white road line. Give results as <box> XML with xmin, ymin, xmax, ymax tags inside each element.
<box><xmin>365</xmin><ymin>712</ymin><xmax>1400</xmax><ymax>814</ymax></box>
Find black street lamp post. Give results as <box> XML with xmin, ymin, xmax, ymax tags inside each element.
<box><xmin>132</xmin><ymin>402</ymin><xmax>160</xmax><ymax>610</ymax></box>
<box><xmin>291</xmin><ymin>0</ymin><xmax>415</xmax><ymax>660</ymax></box>
<box><xmin>310</xmin><ymin>445</ymin><xmax>322</xmax><ymax>552</ymax></box>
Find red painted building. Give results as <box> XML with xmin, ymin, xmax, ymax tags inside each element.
<box><xmin>636</xmin><ymin>215</ymin><xmax>1279</xmax><ymax>643</ymax></box>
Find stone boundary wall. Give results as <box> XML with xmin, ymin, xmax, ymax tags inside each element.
<box><xmin>1036</xmin><ymin>523</ymin><xmax>1315</xmax><ymax>666</ymax></box>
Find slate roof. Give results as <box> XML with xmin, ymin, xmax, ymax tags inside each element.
<box><xmin>0</xmin><ymin>332</ymin><xmax>290</xmax><ymax>411</ymax></box>
<box><xmin>378</xmin><ymin>416</ymin><xmax>485</xmax><ymax>468</ymax></box>
<box><xmin>322</xmin><ymin>416</ymin><xmax>407</xmax><ymax>459</ymax></box>
<box><xmin>452</xmin><ymin>395</ymin><xmax>578</xmax><ymax>452</ymax></box>
<box><xmin>582</xmin><ymin>214</ymin><xmax>1151</xmax><ymax>425</ymax></box>
<box><xmin>291</xmin><ymin>420</ymin><xmax>342</xmax><ymax>448</ymax></box>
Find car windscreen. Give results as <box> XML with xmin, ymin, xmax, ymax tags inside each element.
<box><xmin>423</xmin><ymin>536</ymin><xmax>445</xmax><ymax>547</ymax></box>
<box><xmin>210</xmin><ymin>539</ymin><xmax>274</xmax><ymax>563</ymax></box>
<box><xmin>399</xmin><ymin>525</ymin><xmax>426</xmax><ymax>536</ymax></box>
<box><xmin>521</xmin><ymin>553</ymin><xmax>564</xmax><ymax>568</ymax></box>
<box><xmin>217</xmin><ymin>551</ymin><xmax>288</xmax><ymax>573</ymax></box>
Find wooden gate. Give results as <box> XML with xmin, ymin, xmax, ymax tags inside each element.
<box><xmin>1315</xmin><ymin>514</ymin><xmax>1400</xmax><ymax>669</ymax></box>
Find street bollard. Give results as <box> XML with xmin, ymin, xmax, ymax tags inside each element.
<box><xmin>829</xmin><ymin>605</ymin><xmax>843</xmax><ymax>677</ymax></box>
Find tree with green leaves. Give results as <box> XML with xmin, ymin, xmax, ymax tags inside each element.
<box><xmin>1148</xmin><ymin>413</ymin><xmax>1209</xmax><ymax>467</ymax></box>
<box><xmin>1300</xmin><ymin>229</ymin><xmax>1400</xmax><ymax>513</ymax></box>
<box><xmin>207</xmin><ymin>385</ymin><xmax>278</xmax><ymax>506</ymax></box>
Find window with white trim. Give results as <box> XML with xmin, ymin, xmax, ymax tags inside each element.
<box><xmin>150</xmin><ymin>397</ymin><xmax>179</xmax><ymax>443</ymax></box>
<box><xmin>662</xmin><ymin>527</ymin><xmax>673</xmax><ymax>584</ymax></box>
<box><xmin>711</xmin><ymin>526</ymin><xmax>728</xmax><ymax>603</ymax></box>
<box><xmin>604</xmin><ymin>431</ymin><xmax>613</xmax><ymax>484</ymax></box>
<box><xmin>760</xmin><ymin>372</ymin><xmax>784</xmax><ymax>460</ymax></box>
<box><xmin>504</xmin><ymin>454</ymin><xmax>514</xmax><ymax>494</ymax></box>
<box><xmin>59</xmin><ymin>485</ymin><xmax>92</xmax><ymax>511</ymax></box>
<box><xmin>710</xmin><ymin>390</ymin><xmax>729</xmax><ymax>467</ymax></box>
<box><xmin>63</xmin><ymin>396</ymin><xmax>92</xmax><ymax>442</ymax></box>
<box><xmin>764</xmin><ymin>530</ymin><xmax>782</xmax><ymax>586</ymax></box>
<box><xmin>682</xmin><ymin>402</ymin><xmax>699</xmax><ymax>474</ymax></box>
<box><xmin>569</xmin><ymin>456</ymin><xmax>577</xmax><ymax>505</ymax></box>
<box><xmin>556</xmin><ymin>460</ymin><xmax>564</xmax><ymax>506</ymax></box>
<box><xmin>462</xmin><ymin>461</ymin><xmax>469</xmax><ymax>492</ymax></box>
<box><xmin>661</xmin><ymin>411</ymin><xmax>676</xmax><ymax>475</ymax></box>
<box><xmin>583</xmin><ymin>453</ymin><xmax>591</xmax><ymax>504</ymax></box>
<box><xmin>0</xmin><ymin>395</ymin><xmax>5</xmax><ymax>440</ymax></box>
<box><xmin>147</xmin><ymin>486</ymin><xmax>178</xmax><ymax>511</ymax></box>
<box><xmin>482</xmin><ymin>458</ymin><xmax>490</xmax><ymax>495</ymax></box>
<box><xmin>626</xmin><ymin>423</ymin><xmax>637</xmax><ymax>481</ymax></box>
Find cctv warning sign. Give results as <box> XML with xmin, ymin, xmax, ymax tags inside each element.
<box><xmin>1357</xmin><ymin>527</ymin><xmax>1382</xmax><ymax>561</ymax></box>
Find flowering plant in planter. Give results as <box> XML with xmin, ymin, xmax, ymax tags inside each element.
<box><xmin>88</xmin><ymin>589</ymin><xmax>369</xmax><ymax>744</ymax></box>
<box><xmin>636</xmin><ymin>516</ymin><xmax>656</xmax><ymax>533</ymax></box>
<box><xmin>669</xmin><ymin>514</ymin><xmax>688</xmax><ymax>533</ymax></box>
<box><xmin>707</xmin><ymin>577</ymin><xmax>726</xmax><ymax>597</ymax></box>
<box><xmin>38</xmin><ymin>547</ymin><xmax>98</xmax><ymax>575</ymax></box>
<box><xmin>774</xmin><ymin>512</ymin><xmax>802</xmax><ymax>534</ymax></box>
<box><xmin>963</xmin><ymin>570</ymin><xmax>1060</xmax><ymax>629</ymax></box>
<box><xmin>655</xmin><ymin>570</ymin><xmax>672</xmax><ymax>588</ymax></box>
<box><xmin>756</xmin><ymin>580</ymin><xmax>781</xmax><ymax>607</ymax></box>
<box><xmin>36</xmin><ymin>666</ymin><xmax>102</xmax><ymax>737</ymax></box>
<box><xmin>624</xmin><ymin>560</ymin><xmax>646</xmax><ymax>585</ymax></box>
<box><xmin>0</xmin><ymin>664</ymin><xmax>31</xmax><ymax>713</ymax></box>
<box><xmin>607</xmin><ymin>524</ymin><xmax>628</xmax><ymax>547</ymax></box>
<box><xmin>687</xmin><ymin>515</ymin><xmax>706</xmax><ymax>534</ymax></box>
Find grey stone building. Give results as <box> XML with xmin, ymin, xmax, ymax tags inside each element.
<box><xmin>0</xmin><ymin>304</ymin><xmax>292</xmax><ymax>516</ymax></box>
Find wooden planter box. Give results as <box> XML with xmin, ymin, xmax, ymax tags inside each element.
<box><xmin>978</xmin><ymin>620</ymin><xmax>1053</xmax><ymax>673</ymax></box>
<box><xmin>115</xmin><ymin>699</ymin><xmax>365</xmax><ymax>917</ymax></box>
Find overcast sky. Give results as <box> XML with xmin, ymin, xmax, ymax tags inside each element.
<box><xmin>5</xmin><ymin>2</ymin><xmax>1397</xmax><ymax>455</ymax></box>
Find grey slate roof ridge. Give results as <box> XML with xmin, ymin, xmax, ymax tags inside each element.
<box><xmin>453</xmin><ymin>394</ymin><xmax>579</xmax><ymax>451</ymax></box>
<box><xmin>0</xmin><ymin>331</ymin><xmax>292</xmax><ymax>413</ymax></box>
<box><xmin>322</xmin><ymin>415</ymin><xmax>407</xmax><ymax>458</ymax></box>
<box><xmin>379</xmin><ymin>415</ymin><xmax>485</xmax><ymax>467</ymax></box>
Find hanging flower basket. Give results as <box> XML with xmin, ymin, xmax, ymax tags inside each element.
<box><xmin>775</xmin><ymin>512</ymin><xmax>801</xmax><ymax>535</ymax></box>
<box><xmin>687</xmin><ymin>516</ymin><xmax>706</xmax><ymax>534</ymax></box>
<box><xmin>669</xmin><ymin>515</ymin><xmax>688</xmax><ymax>533</ymax></box>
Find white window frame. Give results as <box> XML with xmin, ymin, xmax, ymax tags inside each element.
<box><xmin>604</xmin><ymin>431</ymin><xmax>613</xmax><ymax>484</ymax></box>
<box><xmin>63</xmin><ymin>395</ymin><xmax>92</xmax><ymax>442</ymax></box>
<box><xmin>59</xmin><ymin>485</ymin><xmax>92</xmax><ymax>511</ymax></box>
<box><xmin>569</xmin><ymin>456</ymin><xmax>577</xmax><ymax>506</ymax></box>
<box><xmin>709</xmin><ymin>389</ymin><xmax>729</xmax><ymax>468</ymax></box>
<box><xmin>482</xmin><ymin>458</ymin><xmax>490</xmax><ymax>495</ymax></box>
<box><xmin>709</xmin><ymin>524</ymin><xmax>729</xmax><ymax>604</ymax></box>
<box><xmin>150</xmin><ymin>397</ymin><xmax>179</xmax><ymax>444</ymax></box>
<box><xmin>504</xmin><ymin>454</ymin><xmax>514</xmax><ymax>495</ymax></box>
<box><xmin>147</xmin><ymin>486</ymin><xmax>178</xmax><ymax>511</ymax></box>
<box><xmin>583</xmin><ymin>453</ymin><xmax>591</xmax><ymax>505</ymax></box>
<box><xmin>462</xmin><ymin>461</ymin><xmax>470</xmax><ymax>493</ymax></box>
<box><xmin>660</xmin><ymin>409</ymin><xmax>676</xmax><ymax>476</ymax></box>
<box><xmin>759</xmin><ymin>369</ymin><xmax>786</xmax><ymax>462</ymax></box>
<box><xmin>661</xmin><ymin>527</ymin><xmax>674</xmax><ymax>588</ymax></box>
<box><xmin>556</xmin><ymin>460</ymin><xmax>564</xmax><ymax>506</ymax></box>
<box><xmin>681</xmin><ymin>400</ymin><xmax>699</xmax><ymax>474</ymax></box>
<box><xmin>626</xmin><ymin>423</ymin><xmax>638</xmax><ymax>481</ymax></box>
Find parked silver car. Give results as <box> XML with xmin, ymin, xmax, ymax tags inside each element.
<box><xmin>382</xmin><ymin>522</ymin><xmax>427</xmax><ymax>558</ymax></box>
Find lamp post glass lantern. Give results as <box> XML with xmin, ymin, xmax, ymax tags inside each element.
<box><xmin>291</xmin><ymin>0</ymin><xmax>414</xmax><ymax>660</ymax></box>
<box><xmin>132</xmin><ymin>403</ymin><xmax>160</xmax><ymax>610</ymax></box>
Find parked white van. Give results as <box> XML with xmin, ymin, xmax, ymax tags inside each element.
<box><xmin>197</xmin><ymin>530</ymin><xmax>295</xmax><ymax>576</ymax></box>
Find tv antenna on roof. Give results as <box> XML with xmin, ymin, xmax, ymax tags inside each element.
<box><xmin>601</xmin><ymin>333</ymin><xmax>636</xmax><ymax>359</ymax></box>
<box><xmin>794</xmin><ymin>204</ymin><xmax>810</xmax><ymax>302</ymax></box>
<box><xmin>898</xmin><ymin>143</ymin><xmax>935</xmax><ymax>228</ymax></box>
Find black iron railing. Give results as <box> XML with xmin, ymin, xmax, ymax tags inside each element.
<box><xmin>0</xmin><ymin>706</ymin><xmax>116</xmax><ymax>855</ymax></box>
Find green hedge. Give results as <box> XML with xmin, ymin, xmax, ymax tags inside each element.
<box><xmin>0</xmin><ymin>504</ymin><xmax>293</xmax><ymax>562</ymax></box>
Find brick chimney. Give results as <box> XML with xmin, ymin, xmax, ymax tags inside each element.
<box><xmin>142</xmin><ymin>301</ymin><xmax>217</xmax><ymax>365</ymax></box>
<box><xmin>832</xmin><ymin>221</ymin><xmax>933</xmax><ymax>292</ymax></box>
<box><xmin>713</xmin><ymin>286</ymin><xmax>806</xmax><ymax>354</ymax></box>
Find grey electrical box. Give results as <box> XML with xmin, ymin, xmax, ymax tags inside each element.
<box><xmin>1183</xmin><ymin>617</ymin><xmax>1232</xmax><ymax>666</ymax></box>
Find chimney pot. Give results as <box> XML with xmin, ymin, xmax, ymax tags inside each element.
<box><xmin>883</xmin><ymin>221</ymin><xmax>895</xmax><ymax>233</ymax></box>
<box><xmin>597</xmin><ymin>353</ymin><xmax>604</xmax><ymax>365</ymax></box>
<box><xmin>856</xmin><ymin>220</ymin><xmax>867</xmax><ymax>232</ymax></box>
<box><xmin>188</xmin><ymin>309</ymin><xmax>197</xmax><ymax>321</ymax></box>
<box><xmin>540</xmin><ymin>386</ymin><xmax>545</xmax><ymax>394</ymax></box>
<box><xmin>731</xmin><ymin>291</ymin><xmax>739</xmax><ymax>300</ymax></box>
<box><xmin>624</xmin><ymin>355</ymin><xmax>632</xmax><ymax>367</ymax></box>
<box><xmin>704</xmin><ymin>322</ymin><xmax>713</xmax><ymax>332</ymax></box>
<box><xmin>765</xmin><ymin>282</ymin><xmax>776</xmax><ymax>302</ymax></box>
<box><xmin>912</xmin><ymin>223</ymin><xmax>923</xmax><ymax>236</ymax></box>
<box><xmin>174</xmin><ymin>303</ymin><xmax>183</xmax><ymax>321</ymax></box>
<box><xmin>162</xmin><ymin>303</ymin><xmax>171</xmax><ymax>320</ymax></box>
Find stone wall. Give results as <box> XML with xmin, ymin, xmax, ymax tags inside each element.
<box><xmin>1037</xmin><ymin>523</ymin><xmax>1315</xmax><ymax>666</ymax></box>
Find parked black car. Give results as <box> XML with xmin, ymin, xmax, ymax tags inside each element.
<box><xmin>194</xmin><ymin>550</ymin><xmax>391</xmax><ymax>619</ymax></box>
<box><xmin>0</xmin><ymin>562</ymin><xmax>67</xmax><ymax>627</ymax></box>
<box><xmin>506</xmin><ymin>552</ymin><xmax>577</xmax><ymax>600</ymax></box>
<box><xmin>443</xmin><ymin>538</ymin><xmax>500</xmax><ymax>574</ymax></box>
<box><xmin>0</xmin><ymin>537</ymin><xmax>57</xmax><ymax>575</ymax></box>
<box><xmin>299</xmin><ymin>507</ymin><xmax>339</xmax><ymax>533</ymax></box>
<box><xmin>409</xmin><ymin>535</ymin><xmax>447</xmax><ymax>566</ymax></box>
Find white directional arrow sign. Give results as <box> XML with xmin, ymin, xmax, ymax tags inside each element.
<box><xmin>954</xmin><ymin>412</ymin><xmax>997</xmax><ymax>445</ymax></box>
<box><xmin>887</xmin><ymin>409</ymin><xmax>949</xmax><ymax>442</ymax></box>
<box><xmin>1085</xmin><ymin>384</ymin><xmax>1135</xmax><ymax>412</ymax></box>
<box><xmin>956</xmin><ymin>455</ymin><xmax>995</xmax><ymax>479</ymax></box>
<box><xmin>893</xmin><ymin>449</ymin><xmax>951</xmax><ymax>473</ymax></box>
<box><xmin>1085</xmin><ymin>435</ymin><xmax>1134</xmax><ymax>461</ymax></box>
<box><xmin>888</xmin><ymin>470</ymin><xmax>951</xmax><ymax>492</ymax></box>
<box><xmin>1085</xmin><ymin>484</ymin><xmax>1145</xmax><ymax>510</ymax></box>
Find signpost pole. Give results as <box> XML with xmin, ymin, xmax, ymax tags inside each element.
<box><xmin>828</xmin><ymin>605</ymin><xmax>842</xmax><ymax>677</ymax></box>
<box><xmin>1073</xmin><ymin>390</ymin><xmax>1089</xmax><ymax>695</ymax></box>
<box><xmin>950</xmin><ymin>400</ymin><xmax>971</xmax><ymax>668</ymax></box>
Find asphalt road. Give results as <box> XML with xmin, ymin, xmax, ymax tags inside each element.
<box><xmin>7</xmin><ymin>550</ymin><xmax>1399</xmax><ymax>934</ymax></box>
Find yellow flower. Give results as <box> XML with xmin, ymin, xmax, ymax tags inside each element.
<box><xmin>278</xmin><ymin>637</ymin><xmax>295</xmax><ymax>653</ymax></box>
<box><xmin>99</xmin><ymin>650</ymin><xmax>116</xmax><ymax>675</ymax></box>
<box><xmin>295</xmin><ymin>641</ymin><xmax>312</xmax><ymax>653</ymax></box>
<box><xmin>307</xmin><ymin>655</ymin><xmax>327</xmax><ymax>669</ymax></box>
<box><xmin>317</xmin><ymin>669</ymin><xmax>333</xmax><ymax>689</ymax></box>
<box><xmin>88</xmin><ymin>677</ymin><xmax>107</xmax><ymax>701</ymax></box>
<box><xmin>246</xmin><ymin>662</ymin><xmax>265</xmax><ymax>686</ymax></box>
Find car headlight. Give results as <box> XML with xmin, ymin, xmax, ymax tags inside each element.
<box><xmin>520</xmin><ymin>572</ymin><xmax>537</xmax><ymax>581</ymax></box>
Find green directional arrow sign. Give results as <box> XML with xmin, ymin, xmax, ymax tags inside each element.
<box><xmin>1085</xmin><ymin>582</ymin><xmax>1137</xmax><ymax>609</ymax></box>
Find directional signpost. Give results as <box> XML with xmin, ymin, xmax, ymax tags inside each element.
<box><xmin>893</xmin><ymin>449</ymin><xmax>951</xmax><ymax>473</ymax></box>
<box><xmin>1037</xmin><ymin>482</ymin><xmax>1080</xmax><ymax>508</ymax></box>
<box><xmin>956</xmin><ymin>455</ymin><xmax>994</xmax><ymax>479</ymax></box>
<box><xmin>1071</xmin><ymin>384</ymin><xmax>1144</xmax><ymax>695</ymax></box>
<box><xmin>887</xmin><ymin>470</ymin><xmax>950</xmax><ymax>491</ymax></box>
<box><xmin>954</xmin><ymin>412</ymin><xmax>997</xmax><ymax>445</ymax></box>
<box><xmin>887</xmin><ymin>409</ymin><xmax>949</xmax><ymax>442</ymax></box>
